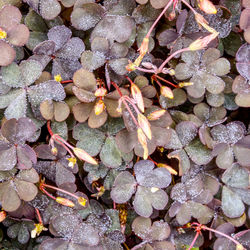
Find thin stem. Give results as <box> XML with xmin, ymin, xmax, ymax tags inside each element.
<box><xmin>47</xmin><ymin>121</ymin><xmax>53</xmax><ymax>136</ymax></box>
<box><xmin>188</xmin><ymin>231</ymin><xmax>200</xmax><ymax>250</ymax></box>
<box><xmin>131</xmin><ymin>241</ymin><xmax>149</xmax><ymax>250</ymax></box>
<box><xmin>42</xmin><ymin>184</ymin><xmax>79</xmax><ymax>200</ymax></box>
<box><xmin>123</xmin><ymin>96</ymin><xmax>141</xmax><ymax>115</ymax></box>
<box><xmin>134</xmin><ymin>66</ymin><xmax>155</xmax><ymax>74</ymax></box>
<box><xmin>235</xmin><ymin>229</ymin><xmax>250</xmax><ymax>239</ymax></box>
<box><xmin>40</xmin><ymin>187</ymin><xmax>56</xmax><ymax>200</ymax></box>
<box><xmin>61</xmin><ymin>80</ymin><xmax>73</xmax><ymax>84</ymax></box>
<box><xmin>153</xmin><ymin>75</ymin><xmax>179</xmax><ymax>88</ymax></box>
<box><xmin>181</xmin><ymin>0</ymin><xmax>198</xmax><ymax>15</ymax></box>
<box><xmin>145</xmin><ymin>0</ymin><xmax>173</xmax><ymax>38</ymax></box>
<box><xmin>111</xmin><ymin>81</ymin><xmax>139</xmax><ymax>127</ymax></box>
<box><xmin>35</xmin><ymin>208</ymin><xmax>43</xmax><ymax>225</ymax></box>
<box><xmin>51</xmin><ymin>135</ymin><xmax>75</xmax><ymax>158</ymax></box>
<box><xmin>158</xmin><ymin>47</ymin><xmax>190</xmax><ymax>73</ymax></box>
<box><xmin>202</xmin><ymin>226</ymin><xmax>244</xmax><ymax>247</ymax></box>
<box><xmin>148</xmin><ymin>156</ymin><xmax>157</xmax><ymax>165</ymax></box>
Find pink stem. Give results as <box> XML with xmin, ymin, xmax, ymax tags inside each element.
<box><xmin>188</xmin><ymin>231</ymin><xmax>200</xmax><ymax>250</ymax></box>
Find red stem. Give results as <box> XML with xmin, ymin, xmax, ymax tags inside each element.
<box><xmin>188</xmin><ymin>231</ymin><xmax>200</xmax><ymax>250</ymax></box>
<box><xmin>47</xmin><ymin>121</ymin><xmax>53</xmax><ymax>136</ymax></box>
<box><xmin>40</xmin><ymin>187</ymin><xmax>56</xmax><ymax>200</ymax></box>
<box><xmin>35</xmin><ymin>208</ymin><xmax>43</xmax><ymax>225</ymax></box>
<box><xmin>154</xmin><ymin>75</ymin><xmax>179</xmax><ymax>88</ymax></box>
<box><xmin>61</xmin><ymin>80</ymin><xmax>73</xmax><ymax>84</ymax></box>
<box><xmin>111</xmin><ymin>81</ymin><xmax>123</xmax><ymax>97</ymax></box>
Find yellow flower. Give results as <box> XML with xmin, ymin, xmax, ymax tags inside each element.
<box><xmin>54</xmin><ymin>74</ymin><xmax>62</xmax><ymax>82</ymax></box>
<box><xmin>67</xmin><ymin>157</ymin><xmax>77</xmax><ymax>168</ymax></box>
<box><xmin>0</xmin><ymin>29</ymin><xmax>7</xmax><ymax>39</ymax></box>
<box><xmin>178</xmin><ymin>82</ymin><xmax>193</xmax><ymax>88</ymax></box>
<box><xmin>78</xmin><ymin>197</ymin><xmax>87</xmax><ymax>207</ymax></box>
<box><xmin>198</xmin><ymin>0</ymin><xmax>217</xmax><ymax>14</ymax></box>
<box><xmin>31</xmin><ymin>223</ymin><xmax>48</xmax><ymax>238</ymax></box>
<box><xmin>0</xmin><ymin>210</ymin><xmax>6</xmax><ymax>222</ymax></box>
<box><xmin>94</xmin><ymin>99</ymin><xmax>105</xmax><ymax>115</ymax></box>
<box><xmin>138</xmin><ymin>37</ymin><xmax>149</xmax><ymax>56</ymax></box>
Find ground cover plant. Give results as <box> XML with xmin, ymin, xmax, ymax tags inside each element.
<box><xmin>0</xmin><ymin>0</ymin><xmax>249</xmax><ymax>249</ymax></box>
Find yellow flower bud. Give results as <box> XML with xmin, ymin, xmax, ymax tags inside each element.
<box><xmin>78</xmin><ymin>197</ymin><xmax>87</xmax><ymax>207</ymax></box>
<box><xmin>54</xmin><ymin>74</ymin><xmax>62</xmax><ymax>82</ymax></box>
<box><xmin>51</xmin><ymin>147</ymin><xmax>58</xmax><ymax>156</ymax></box>
<box><xmin>73</xmin><ymin>147</ymin><xmax>98</xmax><ymax>165</ymax></box>
<box><xmin>94</xmin><ymin>99</ymin><xmax>105</xmax><ymax>116</ymax></box>
<box><xmin>178</xmin><ymin>82</ymin><xmax>193</xmax><ymax>88</ymax></box>
<box><xmin>94</xmin><ymin>87</ymin><xmax>107</xmax><ymax>97</ymax></box>
<box><xmin>126</xmin><ymin>61</ymin><xmax>137</xmax><ymax>71</ymax></box>
<box><xmin>137</xmin><ymin>113</ymin><xmax>152</xmax><ymax>140</ymax></box>
<box><xmin>160</xmin><ymin>86</ymin><xmax>174</xmax><ymax>99</ymax></box>
<box><xmin>131</xmin><ymin>83</ymin><xmax>144</xmax><ymax>112</ymax></box>
<box><xmin>138</xmin><ymin>37</ymin><xmax>149</xmax><ymax>56</ymax></box>
<box><xmin>56</xmin><ymin>197</ymin><xmax>75</xmax><ymax>207</ymax></box>
<box><xmin>189</xmin><ymin>32</ymin><xmax>218</xmax><ymax>51</ymax></box>
<box><xmin>0</xmin><ymin>210</ymin><xmax>6</xmax><ymax>222</ymax></box>
<box><xmin>137</xmin><ymin>128</ymin><xmax>148</xmax><ymax>160</ymax></box>
<box><xmin>147</xmin><ymin>109</ymin><xmax>166</xmax><ymax>121</ymax></box>
<box><xmin>198</xmin><ymin>0</ymin><xmax>217</xmax><ymax>14</ymax></box>
<box><xmin>169</xmin><ymin>69</ymin><xmax>175</xmax><ymax>76</ymax></box>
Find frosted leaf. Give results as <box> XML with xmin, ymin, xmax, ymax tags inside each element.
<box><xmin>105</xmin><ymin>98</ymin><xmax>122</xmax><ymax>118</ymax></box>
<box><xmin>72</xmin><ymin>86</ymin><xmax>96</xmax><ymax>103</ymax></box>
<box><xmin>226</xmin><ymin>122</ymin><xmax>245</xmax><ymax>144</ymax></box>
<box><xmin>176</xmin><ymin>121</ymin><xmax>198</xmax><ymax>146</ymax></box>
<box><xmin>206</xmin><ymin>58</ymin><xmax>231</xmax><ymax>76</ymax></box>
<box><xmin>34</xmin><ymin>161</ymin><xmax>56</xmax><ymax>182</ymax></box>
<box><xmin>174</xmin><ymin>63</ymin><xmax>193</xmax><ymax>80</ymax></box>
<box><xmin>52</xmin><ymin>58</ymin><xmax>82</xmax><ymax>81</ymax></box>
<box><xmin>236</xmin><ymin>43</ymin><xmax>250</xmax><ymax>80</ymax></box>
<box><xmin>106</xmin><ymin>0</ymin><xmax>136</xmax><ymax>15</ymax></box>
<box><xmin>72</xmin><ymin>222</ymin><xmax>100</xmax><ymax>246</ymax></box>
<box><xmin>222</xmin><ymin>186</ymin><xmax>245</xmax><ymax>218</ymax></box>
<box><xmin>0</xmin><ymin>146</ymin><xmax>17</xmax><ymax>171</ymax></box>
<box><xmin>74</xmin><ymin>122</ymin><xmax>105</xmax><ymax>156</ymax></box>
<box><xmin>235</xmin><ymin>93</ymin><xmax>250</xmax><ymax>107</ymax></box>
<box><xmin>73</xmin><ymin>68</ymin><xmax>96</xmax><ymax>91</ymax></box>
<box><xmin>189</xmin><ymin>201</ymin><xmax>213</xmax><ymax>224</ymax></box>
<box><xmin>39</xmin><ymin>238</ymin><xmax>67</xmax><ymax>250</ymax></box>
<box><xmin>51</xmin><ymin>121</ymin><xmax>68</xmax><ymax>140</ymax></box>
<box><xmin>234</xmin><ymin>135</ymin><xmax>250</xmax><ymax>167</ymax></box>
<box><xmin>26</xmin><ymin>32</ymin><xmax>47</xmax><ymax>50</ymax></box>
<box><xmin>0</xmin><ymin>41</ymin><xmax>16</xmax><ymax>66</ymax></box>
<box><xmin>91</xmin><ymin>37</ymin><xmax>109</xmax><ymax>53</ymax></box>
<box><xmin>71</xmin><ymin>3</ymin><xmax>104</xmax><ymax>31</ymax></box>
<box><xmin>185</xmin><ymin>138</ymin><xmax>213</xmax><ymax>165</ymax></box>
<box><xmin>33</xmin><ymin>40</ymin><xmax>56</xmax><ymax>55</ymax></box>
<box><xmin>170</xmin><ymin>183</ymin><xmax>187</xmax><ymax>203</ymax></box>
<box><xmin>202</xmin><ymin>48</ymin><xmax>221</xmax><ymax>66</ymax></box>
<box><xmin>91</xmin><ymin>15</ymin><xmax>135</xmax><ymax>43</ymax></box>
<box><xmin>28</xmin><ymin>80</ymin><xmax>66</xmax><ymax>108</ymax></box>
<box><xmin>157</xmin><ymin>29</ymin><xmax>178</xmax><ymax>46</ymax></box>
<box><xmin>151</xmin><ymin>221</ymin><xmax>171</xmax><ymax>241</ymax></box>
<box><xmin>132</xmin><ymin>216</ymin><xmax>151</xmax><ymax>240</ymax></box>
<box><xmin>16</xmin><ymin>145</ymin><xmax>35</xmax><ymax>170</ymax></box>
<box><xmin>84</xmin><ymin>162</ymin><xmax>108</xmax><ymax>183</ymax></box>
<box><xmin>109</xmin><ymin>58</ymin><xmax>128</xmax><ymax>75</ymax></box>
<box><xmin>187</xmin><ymin>74</ymin><xmax>206</xmax><ymax>98</ymax></box>
<box><xmin>48</xmin><ymin>25</ymin><xmax>71</xmax><ymax>51</ymax></box>
<box><xmin>115</xmin><ymin>129</ymin><xmax>137</xmax><ymax>153</ymax></box>
<box><xmin>110</xmin><ymin>43</ymin><xmax>128</xmax><ymax>59</ymax></box>
<box><xmin>7</xmin><ymin>23</ymin><xmax>29</xmax><ymax>47</ymax></box>
<box><xmin>55</xmin><ymin>162</ymin><xmax>75</xmax><ymax>186</ymax></box>
<box><xmin>110</xmin><ymin>171</ymin><xmax>136</xmax><ymax>203</ymax></box>
<box><xmin>159</xmin><ymin>88</ymin><xmax>187</xmax><ymax>108</ymax></box>
<box><xmin>132</xmin><ymin>3</ymin><xmax>161</xmax><ymax>24</ymax></box>
<box><xmin>15</xmin><ymin>180</ymin><xmax>38</xmax><ymax>201</ymax></box>
<box><xmin>100</xmin><ymin>137</ymin><xmax>122</xmax><ymax>168</ymax></box>
<box><xmin>1</xmin><ymin>62</ymin><xmax>23</xmax><ymax>87</ymax></box>
<box><xmin>0</xmin><ymin>5</ymin><xmax>21</xmax><ymax>32</ymax></box>
<box><xmin>40</xmin><ymin>99</ymin><xmax>54</xmax><ymax>120</ymax></box>
<box><xmin>206</xmin><ymin>93</ymin><xmax>225</xmax><ymax>107</ymax></box>
<box><xmin>81</xmin><ymin>50</ymin><xmax>106</xmax><ymax>72</ymax></box>
<box><xmin>4</xmin><ymin>90</ymin><xmax>27</xmax><ymax>120</ymax></box>
<box><xmin>164</xmin><ymin>128</ymin><xmax>182</xmax><ymax>149</ymax></box>
<box><xmin>72</xmin><ymin>102</ymin><xmax>93</xmax><ymax>123</ymax></box>
<box><xmin>203</xmin><ymin>73</ymin><xmax>225</xmax><ymax>95</ymax></box>
<box><xmin>56</xmin><ymin>37</ymin><xmax>85</xmax><ymax>59</ymax></box>
<box><xmin>40</xmin><ymin>0</ymin><xmax>61</xmax><ymax>20</ymax></box>
<box><xmin>193</xmin><ymin>103</ymin><xmax>210</xmax><ymax>122</ymax></box>
<box><xmin>215</xmin><ymin>145</ymin><xmax>234</xmax><ymax>169</ymax></box>
<box><xmin>134</xmin><ymin>160</ymin><xmax>172</xmax><ymax>188</ymax></box>
<box><xmin>133</xmin><ymin>186</ymin><xmax>168</xmax><ymax>217</ymax></box>
<box><xmin>25</xmin><ymin>9</ymin><xmax>47</xmax><ymax>32</ymax></box>
<box><xmin>20</xmin><ymin>59</ymin><xmax>43</xmax><ymax>86</ymax></box>
<box><xmin>222</xmin><ymin>163</ymin><xmax>249</xmax><ymax>188</ymax></box>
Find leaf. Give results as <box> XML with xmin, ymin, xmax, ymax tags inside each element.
<box><xmin>0</xmin><ymin>41</ymin><xmax>16</xmax><ymax>66</ymax></box>
<box><xmin>100</xmin><ymin>137</ymin><xmax>122</xmax><ymax>168</ymax></box>
<box><xmin>134</xmin><ymin>160</ymin><xmax>172</xmax><ymax>188</ymax></box>
<box><xmin>222</xmin><ymin>186</ymin><xmax>245</xmax><ymax>218</ymax></box>
<box><xmin>175</xmin><ymin>121</ymin><xmax>198</xmax><ymax>146</ymax></box>
<box><xmin>185</xmin><ymin>138</ymin><xmax>213</xmax><ymax>165</ymax></box>
<box><xmin>39</xmin><ymin>0</ymin><xmax>61</xmax><ymax>20</ymax></box>
<box><xmin>0</xmin><ymin>146</ymin><xmax>17</xmax><ymax>171</ymax></box>
<box><xmin>236</xmin><ymin>43</ymin><xmax>250</xmax><ymax>80</ymax></box>
<box><xmin>110</xmin><ymin>171</ymin><xmax>137</xmax><ymax>203</ymax></box>
<box><xmin>133</xmin><ymin>186</ymin><xmax>168</xmax><ymax>217</ymax></box>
